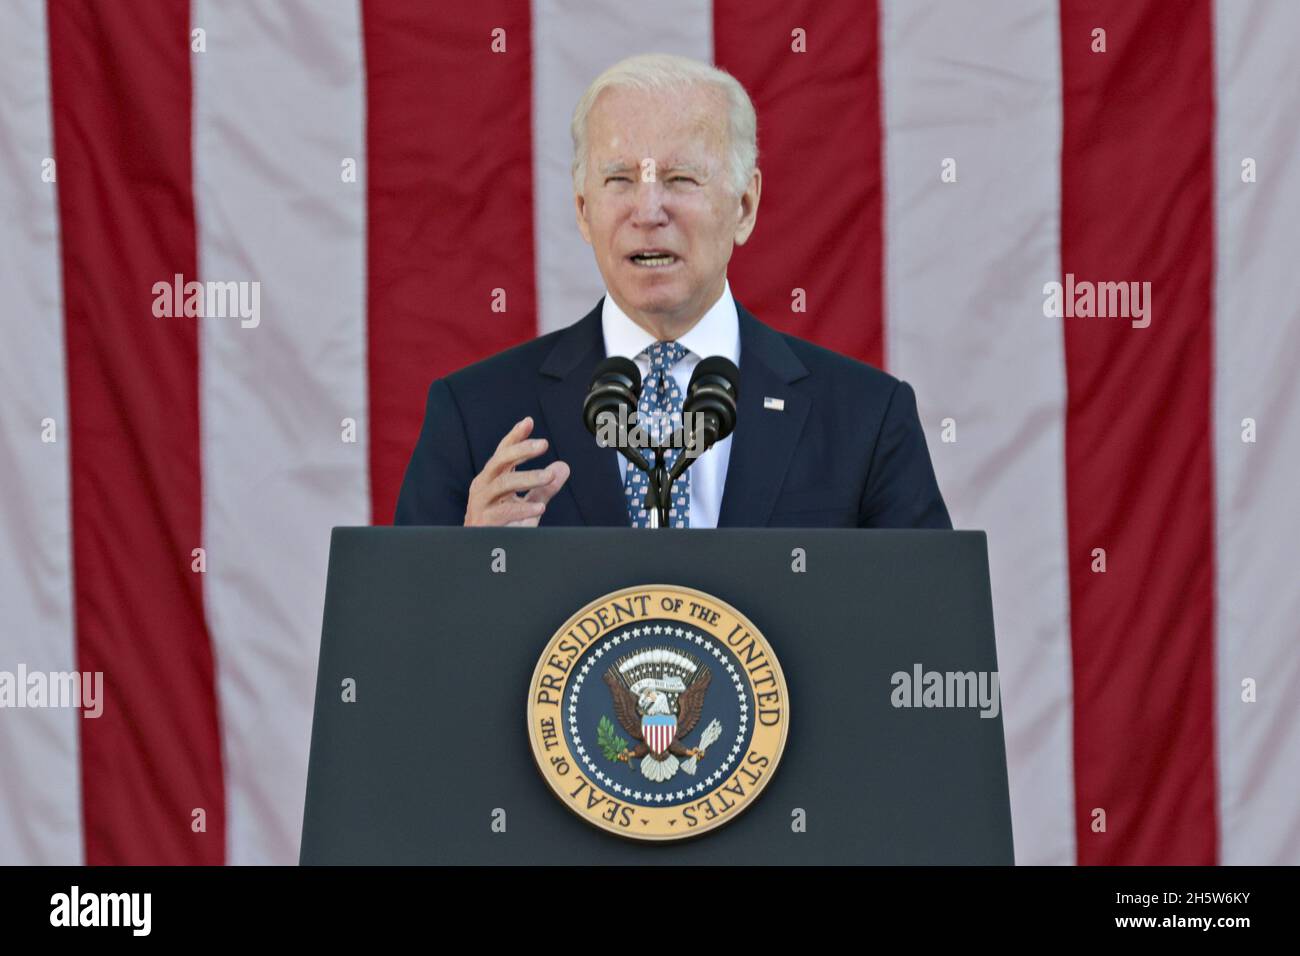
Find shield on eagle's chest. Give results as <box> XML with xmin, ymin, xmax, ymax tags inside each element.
<box><xmin>642</xmin><ymin>715</ymin><xmax>676</xmax><ymax>757</ymax></box>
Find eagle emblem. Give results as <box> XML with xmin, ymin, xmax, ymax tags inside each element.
<box><xmin>528</xmin><ymin>585</ymin><xmax>789</xmax><ymax>840</ymax></box>
<box><xmin>599</xmin><ymin>646</ymin><xmax>723</xmax><ymax>783</ymax></box>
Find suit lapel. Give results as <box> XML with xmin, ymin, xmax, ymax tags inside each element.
<box><xmin>717</xmin><ymin>304</ymin><xmax>810</xmax><ymax>528</ymax></box>
<box><xmin>537</xmin><ymin>300</ymin><xmax>629</xmax><ymax>527</ymax></box>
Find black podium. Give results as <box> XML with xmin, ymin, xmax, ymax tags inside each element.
<box><xmin>300</xmin><ymin>527</ymin><xmax>1013</xmax><ymax>864</ymax></box>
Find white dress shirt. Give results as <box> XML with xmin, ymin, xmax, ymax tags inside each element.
<box><xmin>601</xmin><ymin>277</ymin><xmax>741</xmax><ymax>529</ymax></box>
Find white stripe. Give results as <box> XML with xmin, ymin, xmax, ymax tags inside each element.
<box><xmin>531</xmin><ymin>0</ymin><xmax>714</xmax><ymax>334</ymax></box>
<box><xmin>1213</xmin><ymin>0</ymin><xmax>1300</xmax><ymax>865</ymax></box>
<box><xmin>881</xmin><ymin>0</ymin><xmax>1074</xmax><ymax>864</ymax></box>
<box><xmin>0</xmin><ymin>0</ymin><xmax>83</xmax><ymax>865</ymax></box>
<box><xmin>193</xmin><ymin>0</ymin><xmax>369</xmax><ymax>864</ymax></box>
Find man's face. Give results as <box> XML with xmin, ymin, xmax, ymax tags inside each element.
<box><xmin>575</xmin><ymin>84</ymin><xmax>760</xmax><ymax>333</ymax></box>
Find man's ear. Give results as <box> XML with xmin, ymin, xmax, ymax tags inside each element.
<box><xmin>733</xmin><ymin>168</ymin><xmax>762</xmax><ymax>246</ymax></box>
<box><xmin>574</xmin><ymin>191</ymin><xmax>593</xmax><ymax>245</ymax></box>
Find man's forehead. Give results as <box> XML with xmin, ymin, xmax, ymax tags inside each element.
<box><xmin>589</xmin><ymin>87</ymin><xmax>726</xmax><ymax>144</ymax></box>
<box><xmin>591</xmin><ymin>132</ymin><xmax>720</xmax><ymax>167</ymax></box>
<box><xmin>586</xmin><ymin>85</ymin><xmax>728</xmax><ymax>180</ymax></box>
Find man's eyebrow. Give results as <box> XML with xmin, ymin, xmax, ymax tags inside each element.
<box><xmin>597</xmin><ymin>160</ymin><xmax>709</xmax><ymax>177</ymax></box>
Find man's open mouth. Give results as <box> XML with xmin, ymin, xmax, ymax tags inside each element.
<box><xmin>628</xmin><ymin>251</ymin><xmax>679</xmax><ymax>268</ymax></box>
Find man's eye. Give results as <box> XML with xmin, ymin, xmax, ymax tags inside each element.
<box><xmin>606</xmin><ymin>176</ymin><xmax>630</xmax><ymax>184</ymax></box>
<box><xmin>668</xmin><ymin>176</ymin><xmax>697</xmax><ymax>184</ymax></box>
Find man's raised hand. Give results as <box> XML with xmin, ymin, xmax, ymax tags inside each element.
<box><xmin>463</xmin><ymin>416</ymin><xmax>571</xmax><ymax>527</ymax></box>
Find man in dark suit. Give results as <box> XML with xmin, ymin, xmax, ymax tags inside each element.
<box><xmin>395</xmin><ymin>53</ymin><xmax>950</xmax><ymax>531</ymax></box>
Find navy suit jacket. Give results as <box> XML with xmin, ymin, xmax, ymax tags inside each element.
<box><xmin>394</xmin><ymin>297</ymin><xmax>951</xmax><ymax>529</ymax></box>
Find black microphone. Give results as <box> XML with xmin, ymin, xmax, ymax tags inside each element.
<box><xmin>583</xmin><ymin>356</ymin><xmax>649</xmax><ymax>472</ymax></box>
<box><xmin>668</xmin><ymin>355</ymin><xmax>739</xmax><ymax>483</ymax></box>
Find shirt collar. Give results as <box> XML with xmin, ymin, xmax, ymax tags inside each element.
<box><xmin>601</xmin><ymin>277</ymin><xmax>740</xmax><ymax>367</ymax></box>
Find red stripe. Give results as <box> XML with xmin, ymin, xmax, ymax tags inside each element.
<box><xmin>363</xmin><ymin>0</ymin><xmax>538</xmax><ymax>523</ymax></box>
<box><xmin>48</xmin><ymin>0</ymin><xmax>225</xmax><ymax>864</ymax></box>
<box><xmin>1059</xmin><ymin>0</ymin><xmax>1218</xmax><ymax>864</ymax></box>
<box><xmin>713</xmin><ymin>0</ymin><xmax>884</xmax><ymax>368</ymax></box>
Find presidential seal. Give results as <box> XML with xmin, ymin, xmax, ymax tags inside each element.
<box><xmin>527</xmin><ymin>585</ymin><xmax>789</xmax><ymax>841</ymax></box>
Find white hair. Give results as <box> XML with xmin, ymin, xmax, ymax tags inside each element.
<box><xmin>570</xmin><ymin>53</ymin><xmax>758</xmax><ymax>197</ymax></box>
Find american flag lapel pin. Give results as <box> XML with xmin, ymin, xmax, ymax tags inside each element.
<box><xmin>763</xmin><ymin>396</ymin><xmax>785</xmax><ymax>411</ymax></box>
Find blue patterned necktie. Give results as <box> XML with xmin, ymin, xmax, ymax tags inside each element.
<box><xmin>625</xmin><ymin>340</ymin><xmax>689</xmax><ymax>528</ymax></box>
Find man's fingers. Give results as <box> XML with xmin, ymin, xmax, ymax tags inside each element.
<box><xmin>486</xmin><ymin>462</ymin><xmax>560</xmax><ymax>499</ymax></box>
<box><xmin>482</xmin><ymin>434</ymin><xmax>549</xmax><ymax>483</ymax></box>
<box><xmin>493</xmin><ymin>462</ymin><xmax>569</xmax><ymax>527</ymax></box>
<box><xmin>494</xmin><ymin>416</ymin><xmax>534</xmax><ymax>456</ymax></box>
<box><xmin>485</xmin><ymin>498</ymin><xmax>546</xmax><ymax>525</ymax></box>
<box><xmin>521</xmin><ymin>461</ymin><xmax>570</xmax><ymax>505</ymax></box>
<box><xmin>464</xmin><ymin>419</ymin><xmax>563</xmax><ymax>527</ymax></box>
<box><xmin>504</xmin><ymin>513</ymin><xmax>542</xmax><ymax>528</ymax></box>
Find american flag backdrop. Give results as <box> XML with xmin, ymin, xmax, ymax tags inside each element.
<box><xmin>1</xmin><ymin>0</ymin><xmax>1297</xmax><ymax>866</ymax></box>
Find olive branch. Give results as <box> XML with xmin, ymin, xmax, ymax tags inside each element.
<box><xmin>596</xmin><ymin>715</ymin><xmax>629</xmax><ymax>761</ymax></box>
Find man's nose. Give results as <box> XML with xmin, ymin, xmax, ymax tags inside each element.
<box><xmin>629</xmin><ymin>179</ymin><xmax>669</xmax><ymax>224</ymax></box>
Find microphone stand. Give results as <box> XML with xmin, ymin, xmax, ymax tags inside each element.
<box><xmin>640</xmin><ymin>425</ymin><xmax>704</xmax><ymax>528</ymax></box>
<box><xmin>642</xmin><ymin>444</ymin><xmax>671</xmax><ymax>528</ymax></box>
<box><xmin>599</xmin><ymin>414</ymin><xmax>673</xmax><ymax>528</ymax></box>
